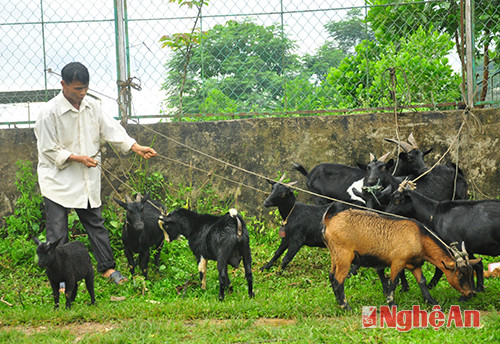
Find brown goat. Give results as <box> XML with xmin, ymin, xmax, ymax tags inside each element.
<box><xmin>322</xmin><ymin>208</ymin><xmax>479</xmax><ymax>310</ymax></box>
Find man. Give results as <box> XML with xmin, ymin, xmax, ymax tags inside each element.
<box><xmin>35</xmin><ymin>62</ymin><xmax>157</xmax><ymax>285</ymax></box>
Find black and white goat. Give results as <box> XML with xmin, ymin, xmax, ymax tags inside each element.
<box><xmin>292</xmin><ymin>160</ymin><xmax>373</xmax><ymax>206</ymax></box>
<box><xmin>33</xmin><ymin>237</ymin><xmax>95</xmax><ymax>309</ymax></box>
<box><xmin>114</xmin><ymin>193</ymin><xmax>166</xmax><ymax>279</ymax></box>
<box><xmin>158</xmin><ymin>208</ymin><xmax>254</xmax><ymax>300</ymax></box>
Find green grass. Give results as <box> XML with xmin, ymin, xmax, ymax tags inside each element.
<box><xmin>1</xmin><ymin>227</ymin><xmax>500</xmax><ymax>343</ymax></box>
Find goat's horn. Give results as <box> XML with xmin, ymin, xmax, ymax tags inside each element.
<box><xmin>135</xmin><ymin>193</ymin><xmax>142</xmax><ymax>202</ymax></box>
<box><xmin>461</xmin><ymin>241</ymin><xmax>468</xmax><ymax>256</ymax></box>
<box><xmin>407</xmin><ymin>132</ymin><xmax>419</xmax><ymax>149</ymax></box>
<box><xmin>378</xmin><ymin>151</ymin><xmax>391</xmax><ymax>163</ymax></box>
<box><xmin>278</xmin><ymin>174</ymin><xmax>286</xmax><ymax>183</ymax></box>
<box><xmin>287</xmin><ymin>181</ymin><xmax>298</xmax><ymax>186</ymax></box>
<box><xmin>369</xmin><ymin>153</ymin><xmax>376</xmax><ymax>162</ymax></box>
<box><xmin>384</xmin><ymin>138</ymin><xmax>412</xmax><ymax>153</ymax></box>
<box><xmin>462</xmin><ymin>242</ymin><xmax>470</xmax><ymax>264</ymax></box>
<box><xmin>125</xmin><ymin>195</ymin><xmax>133</xmax><ymax>203</ymax></box>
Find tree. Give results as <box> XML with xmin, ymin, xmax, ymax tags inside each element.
<box><xmin>324</xmin><ymin>27</ymin><xmax>461</xmax><ymax>109</ymax></box>
<box><xmin>161</xmin><ymin>19</ymin><xmax>300</xmax><ymax>116</ymax></box>
<box><xmin>303</xmin><ymin>8</ymin><xmax>373</xmax><ymax>84</ymax></box>
<box><xmin>366</xmin><ymin>0</ymin><xmax>500</xmax><ymax>104</ymax></box>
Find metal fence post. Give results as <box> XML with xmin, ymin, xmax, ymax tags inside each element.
<box><xmin>465</xmin><ymin>0</ymin><xmax>475</xmax><ymax>108</ymax></box>
<box><xmin>114</xmin><ymin>0</ymin><xmax>130</xmax><ymax>125</ymax></box>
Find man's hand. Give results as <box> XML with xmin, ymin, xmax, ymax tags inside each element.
<box><xmin>131</xmin><ymin>143</ymin><xmax>157</xmax><ymax>160</ymax></box>
<box><xmin>68</xmin><ymin>154</ymin><xmax>98</xmax><ymax>167</ymax></box>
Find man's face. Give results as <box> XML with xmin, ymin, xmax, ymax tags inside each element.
<box><xmin>61</xmin><ymin>80</ymin><xmax>89</xmax><ymax>107</ymax></box>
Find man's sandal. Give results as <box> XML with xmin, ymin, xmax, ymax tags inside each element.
<box><xmin>108</xmin><ymin>270</ymin><xmax>127</xmax><ymax>285</ymax></box>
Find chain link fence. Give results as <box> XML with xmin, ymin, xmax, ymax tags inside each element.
<box><xmin>0</xmin><ymin>0</ymin><xmax>498</xmax><ymax>128</ymax></box>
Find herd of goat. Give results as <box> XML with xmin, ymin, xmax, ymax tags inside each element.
<box><xmin>34</xmin><ymin>133</ymin><xmax>499</xmax><ymax>310</ymax></box>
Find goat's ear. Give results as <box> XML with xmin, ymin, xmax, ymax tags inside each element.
<box><xmin>356</xmin><ymin>163</ymin><xmax>367</xmax><ymax>171</ymax></box>
<box><xmin>352</xmin><ymin>188</ymin><xmax>364</xmax><ymax>198</ymax></box>
<box><xmin>380</xmin><ymin>184</ymin><xmax>392</xmax><ymax>197</ymax></box>
<box><xmin>114</xmin><ymin>198</ymin><xmax>127</xmax><ymax>208</ymax></box>
<box><xmin>469</xmin><ymin>257</ymin><xmax>482</xmax><ymax>265</ymax></box>
<box><xmin>142</xmin><ymin>192</ymin><xmax>150</xmax><ymax>204</ymax></box>
<box><xmin>386</xmin><ymin>159</ymin><xmax>394</xmax><ymax>170</ymax></box>
<box><xmin>265</xmin><ymin>178</ymin><xmax>275</xmax><ymax>185</ymax></box>
<box><xmin>135</xmin><ymin>193</ymin><xmax>142</xmax><ymax>202</ymax></box>
<box><xmin>422</xmin><ymin>148</ymin><xmax>433</xmax><ymax>156</ymax></box>
<box><xmin>51</xmin><ymin>236</ymin><xmax>63</xmax><ymax>248</ymax></box>
<box><xmin>398</xmin><ymin>152</ymin><xmax>409</xmax><ymax>160</ymax></box>
<box><xmin>442</xmin><ymin>260</ymin><xmax>455</xmax><ymax>271</ymax></box>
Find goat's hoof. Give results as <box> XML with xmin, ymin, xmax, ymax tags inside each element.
<box><xmin>249</xmin><ymin>292</ymin><xmax>255</xmax><ymax>298</ymax></box>
<box><xmin>340</xmin><ymin>304</ymin><xmax>352</xmax><ymax>312</ymax></box>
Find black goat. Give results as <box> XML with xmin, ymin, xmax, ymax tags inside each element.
<box><xmin>114</xmin><ymin>193</ymin><xmax>166</xmax><ymax>279</ymax></box>
<box><xmin>362</xmin><ymin>152</ymin><xmax>468</xmax><ymax>209</ymax></box>
<box><xmin>383</xmin><ymin>133</ymin><xmax>468</xmax><ymax>201</ymax></box>
<box><xmin>261</xmin><ymin>177</ymin><xmax>352</xmax><ymax>272</ymax></box>
<box><xmin>158</xmin><ymin>208</ymin><xmax>254</xmax><ymax>301</ymax></box>
<box><xmin>292</xmin><ymin>159</ymin><xmax>375</xmax><ymax>205</ymax></box>
<box><xmin>33</xmin><ymin>237</ymin><xmax>95</xmax><ymax>309</ymax></box>
<box><xmin>384</xmin><ymin>132</ymin><xmax>432</xmax><ymax>177</ymax></box>
<box><xmin>386</xmin><ymin>186</ymin><xmax>500</xmax><ymax>291</ymax></box>
<box><xmin>261</xmin><ymin>177</ymin><xmax>402</xmax><ymax>290</ymax></box>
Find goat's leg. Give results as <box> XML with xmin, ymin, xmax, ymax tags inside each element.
<box><xmin>330</xmin><ymin>250</ymin><xmax>354</xmax><ymax>310</ymax></box>
<box><xmin>472</xmin><ymin>256</ymin><xmax>484</xmax><ymax>292</ymax></box>
<box><xmin>279</xmin><ymin>240</ymin><xmax>304</xmax><ymax>271</ymax></box>
<box><xmin>124</xmin><ymin>246</ymin><xmax>137</xmax><ymax>276</ymax></box>
<box><xmin>240</xmin><ymin>242</ymin><xmax>255</xmax><ymax>298</ymax></box>
<box><xmin>85</xmin><ymin>273</ymin><xmax>96</xmax><ymax>306</ymax></box>
<box><xmin>69</xmin><ymin>282</ymin><xmax>78</xmax><ymax>302</ymax></box>
<box><xmin>217</xmin><ymin>259</ymin><xmax>230</xmax><ymax>301</ymax></box>
<box><xmin>387</xmin><ymin>265</ymin><xmax>407</xmax><ymax>306</ymax></box>
<box><xmin>138</xmin><ymin>250</ymin><xmax>151</xmax><ymax>278</ymax></box>
<box><xmin>198</xmin><ymin>257</ymin><xmax>208</xmax><ymax>290</ymax></box>
<box><xmin>153</xmin><ymin>241</ymin><xmax>164</xmax><ymax>268</ymax></box>
<box><xmin>411</xmin><ymin>267</ymin><xmax>438</xmax><ymax>305</ymax></box>
<box><xmin>260</xmin><ymin>239</ymin><xmax>288</xmax><ymax>271</ymax></box>
<box><xmin>348</xmin><ymin>264</ymin><xmax>360</xmax><ymax>277</ymax></box>
<box><xmin>375</xmin><ymin>268</ymin><xmax>391</xmax><ymax>296</ymax></box>
<box><xmin>427</xmin><ymin>267</ymin><xmax>443</xmax><ymax>289</ymax></box>
<box><xmin>49</xmin><ymin>279</ymin><xmax>61</xmax><ymax>309</ymax></box>
<box><xmin>64</xmin><ymin>279</ymin><xmax>76</xmax><ymax>309</ymax></box>
<box><xmin>399</xmin><ymin>270</ymin><xmax>410</xmax><ymax>292</ymax></box>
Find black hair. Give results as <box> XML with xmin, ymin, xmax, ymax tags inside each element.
<box><xmin>61</xmin><ymin>62</ymin><xmax>89</xmax><ymax>85</ymax></box>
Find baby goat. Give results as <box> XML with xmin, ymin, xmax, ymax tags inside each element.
<box><xmin>33</xmin><ymin>237</ymin><xmax>95</xmax><ymax>309</ymax></box>
<box><xmin>158</xmin><ymin>208</ymin><xmax>254</xmax><ymax>301</ymax></box>
<box><xmin>114</xmin><ymin>193</ymin><xmax>166</xmax><ymax>279</ymax></box>
<box><xmin>322</xmin><ymin>208</ymin><xmax>478</xmax><ymax>310</ymax></box>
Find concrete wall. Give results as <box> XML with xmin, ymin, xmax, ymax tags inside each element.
<box><xmin>1</xmin><ymin>108</ymin><xmax>499</xmax><ymax>226</ymax></box>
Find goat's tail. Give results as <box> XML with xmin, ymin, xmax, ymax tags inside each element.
<box><xmin>292</xmin><ymin>162</ymin><xmax>308</xmax><ymax>177</ymax></box>
<box><xmin>229</xmin><ymin>208</ymin><xmax>243</xmax><ymax>239</ymax></box>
